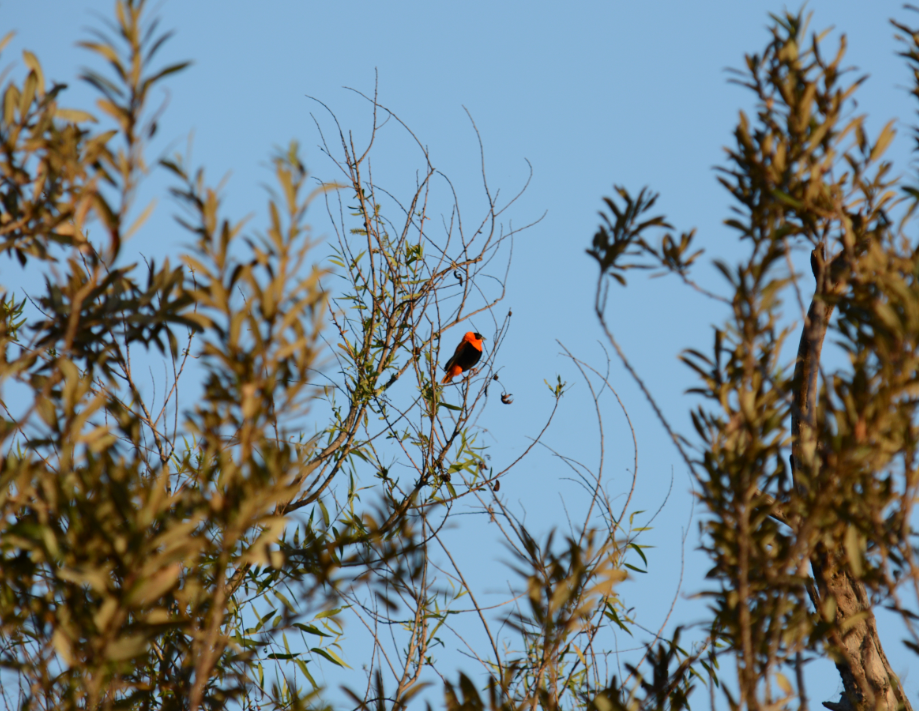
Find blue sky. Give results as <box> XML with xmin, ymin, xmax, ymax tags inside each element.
<box><xmin>5</xmin><ymin>0</ymin><xmax>919</xmax><ymax>706</ymax></box>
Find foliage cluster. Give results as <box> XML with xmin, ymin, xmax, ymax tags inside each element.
<box><xmin>9</xmin><ymin>3</ymin><xmax>919</xmax><ymax>711</ymax></box>
<box><xmin>590</xmin><ymin>10</ymin><xmax>919</xmax><ymax>711</ymax></box>
<box><xmin>0</xmin><ymin>2</ymin><xmax>656</xmax><ymax>710</ymax></box>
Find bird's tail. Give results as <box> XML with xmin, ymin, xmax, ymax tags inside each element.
<box><xmin>441</xmin><ymin>365</ymin><xmax>462</xmax><ymax>384</ymax></box>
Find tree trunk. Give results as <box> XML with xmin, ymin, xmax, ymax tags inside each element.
<box><xmin>791</xmin><ymin>247</ymin><xmax>911</xmax><ymax>711</ymax></box>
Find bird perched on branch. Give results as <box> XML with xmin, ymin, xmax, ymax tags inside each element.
<box><xmin>441</xmin><ymin>332</ymin><xmax>485</xmax><ymax>383</ymax></box>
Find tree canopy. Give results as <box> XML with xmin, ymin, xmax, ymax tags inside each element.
<box><xmin>4</xmin><ymin>3</ymin><xmax>919</xmax><ymax>711</ymax></box>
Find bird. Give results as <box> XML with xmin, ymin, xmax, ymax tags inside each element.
<box><xmin>441</xmin><ymin>331</ymin><xmax>485</xmax><ymax>383</ymax></box>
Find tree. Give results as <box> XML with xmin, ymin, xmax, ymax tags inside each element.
<box><xmin>0</xmin><ymin>2</ymin><xmax>655</xmax><ymax>710</ymax></box>
<box><xmin>15</xmin><ymin>3</ymin><xmax>919</xmax><ymax>711</ymax></box>
<box><xmin>589</xmin><ymin>9</ymin><xmax>919</xmax><ymax>711</ymax></box>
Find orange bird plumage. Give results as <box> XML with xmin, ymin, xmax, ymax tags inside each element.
<box><xmin>441</xmin><ymin>332</ymin><xmax>485</xmax><ymax>383</ymax></box>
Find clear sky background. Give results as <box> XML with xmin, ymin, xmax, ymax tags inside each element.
<box><xmin>5</xmin><ymin>0</ymin><xmax>919</xmax><ymax>707</ymax></box>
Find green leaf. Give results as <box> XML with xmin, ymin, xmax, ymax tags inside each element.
<box><xmin>628</xmin><ymin>542</ymin><xmax>648</xmax><ymax>567</ymax></box>
<box><xmin>317</xmin><ymin>498</ymin><xmax>330</xmax><ymax>527</ymax></box>
<box><xmin>315</xmin><ymin>606</ymin><xmax>349</xmax><ymax>620</ymax></box>
<box><xmin>297</xmin><ymin>659</ymin><xmax>318</xmax><ymax>689</ymax></box>
<box><xmin>845</xmin><ymin>526</ymin><xmax>865</xmax><ymax>578</ymax></box>
<box><xmin>311</xmin><ymin>647</ymin><xmax>351</xmax><ymax>668</ymax></box>
<box><xmin>294</xmin><ymin>623</ymin><xmax>331</xmax><ymax>638</ymax></box>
